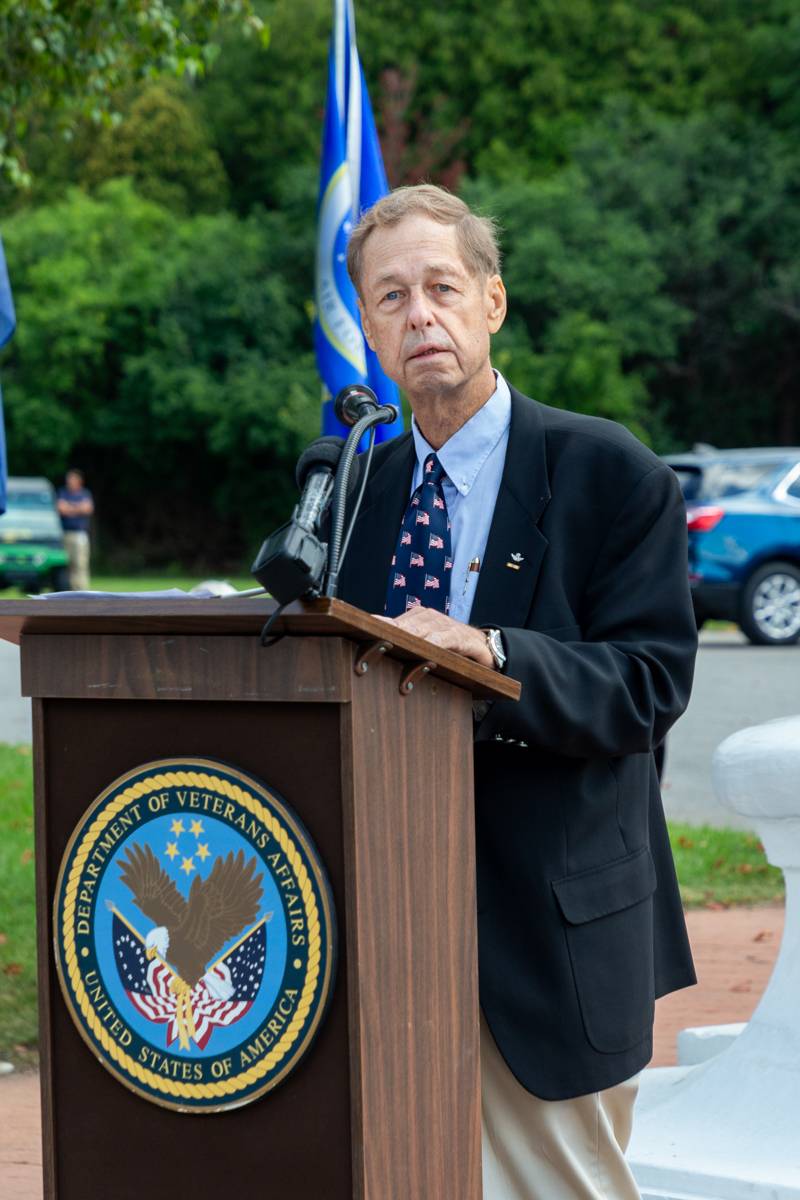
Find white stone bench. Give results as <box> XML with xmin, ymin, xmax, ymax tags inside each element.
<box><xmin>628</xmin><ymin>714</ymin><xmax>800</xmax><ymax>1200</ymax></box>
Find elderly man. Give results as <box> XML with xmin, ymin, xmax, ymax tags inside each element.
<box><xmin>335</xmin><ymin>184</ymin><xmax>697</xmax><ymax>1199</ymax></box>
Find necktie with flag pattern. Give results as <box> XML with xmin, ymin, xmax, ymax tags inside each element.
<box><xmin>385</xmin><ymin>453</ymin><xmax>453</xmax><ymax>617</ymax></box>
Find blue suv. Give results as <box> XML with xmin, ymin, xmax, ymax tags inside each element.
<box><xmin>663</xmin><ymin>448</ymin><xmax>800</xmax><ymax>646</ymax></box>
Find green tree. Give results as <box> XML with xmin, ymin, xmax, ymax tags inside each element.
<box><xmin>85</xmin><ymin>84</ymin><xmax>228</xmax><ymax>214</ymax></box>
<box><xmin>572</xmin><ymin>107</ymin><xmax>800</xmax><ymax>446</ymax></box>
<box><xmin>463</xmin><ymin>170</ymin><xmax>689</xmax><ymax>442</ymax></box>
<box><xmin>197</xmin><ymin>0</ymin><xmax>328</xmax><ymax>213</ymax></box>
<box><xmin>194</xmin><ymin>0</ymin><xmax>800</xmax><ymax>209</ymax></box>
<box><xmin>1</xmin><ymin>181</ymin><xmax>319</xmax><ymax>565</ymax></box>
<box><xmin>0</xmin><ymin>0</ymin><xmax>265</xmax><ymax>189</ymax></box>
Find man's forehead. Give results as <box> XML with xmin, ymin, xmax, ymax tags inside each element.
<box><xmin>372</xmin><ymin>258</ymin><xmax>469</xmax><ymax>285</ymax></box>
<box><xmin>361</xmin><ymin>218</ymin><xmax>471</xmax><ymax>284</ymax></box>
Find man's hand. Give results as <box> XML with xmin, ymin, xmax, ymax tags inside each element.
<box><xmin>376</xmin><ymin>607</ymin><xmax>495</xmax><ymax>669</ymax></box>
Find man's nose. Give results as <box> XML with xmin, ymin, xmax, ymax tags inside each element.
<box><xmin>407</xmin><ymin>288</ymin><xmax>435</xmax><ymax>329</ymax></box>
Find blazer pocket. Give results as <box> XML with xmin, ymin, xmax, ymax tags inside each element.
<box><xmin>552</xmin><ymin>846</ymin><xmax>656</xmax><ymax>1054</ymax></box>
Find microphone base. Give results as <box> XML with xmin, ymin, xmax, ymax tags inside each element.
<box><xmin>250</xmin><ymin>521</ymin><xmax>327</xmax><ymax>606</ymax></box>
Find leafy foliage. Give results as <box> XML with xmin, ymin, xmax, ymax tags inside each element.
<box><xmin>0</xmin><ymin>0</ymin><xmax>265</xmax><ymax>189</ymax></box>
<box><xmin>85</xmin><ymin>84</ymin><xmax>229</xmax><ymax>214</ymax></box>
<box><xmin>571</xmin><ymin>108</ymin><xmax>800</xmax><ymax>446</ymax></box>
<box><xmin>197</xmin><ymin>0</ymin><xmax>328</xmax><ymax>214</ymax></box>
<box><xmin>1</xmin><ymin>0</ymin><xmax>799</xmax><ymax>564</ymax></box>
<box><xmin>465</xmin><ymin>169</ymin><xmax>690</xmax><ymax>442</ymax></box>
<box><xmin>1</xmin><ymin>182</ymin><xmax>318</xmax><ymax>565</ymax></box>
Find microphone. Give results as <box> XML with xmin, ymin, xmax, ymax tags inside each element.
<box><xmin>294</xmin><ymin>436</ymin><xmax>346</xmax><ymax>532</ymax></box>
<box><xmin>251</xmin><ymin>437</ymin><xmax>361</xmax><ymax>605</ymax></box>
<box><xmin>334</xmin><ymin>384</ymin><xmax>399</xmax><ymax>428</ymax></box>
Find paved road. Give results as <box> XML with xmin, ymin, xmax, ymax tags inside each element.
<box><xmin>662</xmin><ymin>630</ymin><xmax>799</xmax><ymax>830</ymax></box>
<box><xmin>0</xmin><ymin>639</ymin><xmax>31</xmax><ymax>744</ymax></box>
<box><xmin>0</xmin><ymin>630</ymin><xmax>796</xmax><ymax>828</ymax></box>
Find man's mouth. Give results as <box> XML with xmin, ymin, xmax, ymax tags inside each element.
<box><xmin>408</xmin><ymin>345</ymin><xmax>449</xmax><ymax>361</ymax></box>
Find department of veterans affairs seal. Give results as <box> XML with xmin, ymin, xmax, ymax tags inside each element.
<box><xmin>53</xmin><ymin>758</ymin><xmax>336</xmax><ymax>1113</ymax></box>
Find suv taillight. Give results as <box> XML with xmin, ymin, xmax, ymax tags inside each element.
<box><xmin>687</xmin><ymin>505</ymin><xmax>724</xmax><ymax>532</ymax></box>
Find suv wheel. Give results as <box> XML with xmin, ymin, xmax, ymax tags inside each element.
<box><xmin>740</xmin><ymin>561</ymin><xmax>800</xmax><ymax>646</ymax></box>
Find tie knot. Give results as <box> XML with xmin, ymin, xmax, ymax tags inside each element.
<box><xmin>423</xmin><ymin>453</ymin><xmax>446</xmax><ymax>485</ymax></box>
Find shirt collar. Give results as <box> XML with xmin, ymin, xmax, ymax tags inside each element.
<box><xmin>411</xmin><ymin>370</ymin><xmax>511</xmax><ymax>497</ymax></box>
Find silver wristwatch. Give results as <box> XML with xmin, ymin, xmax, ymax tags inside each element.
<box><xmin>484</xmin><ymin>627</ymin><xmax>507</xmax><ymax>671</ymax></box>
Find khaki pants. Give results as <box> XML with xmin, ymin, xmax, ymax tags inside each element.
<box><xmin>63</xmin><ymin>530</ymin><xmax>91</xmax><ymax>591</ymax></box>
<box><xmin>481</xmin><ymin>1015</ymin><xmax>642</xmax><ymax>1200</ymax></box>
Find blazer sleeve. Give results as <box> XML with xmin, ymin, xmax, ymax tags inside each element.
<box><xmin>474</xmin><ymin>463</ymin><xmax>698</xmax><ymax>758</ymax></box>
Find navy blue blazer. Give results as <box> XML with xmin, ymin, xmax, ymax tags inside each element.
<box><xmin>336</xmin><ymin>386</ymin><xmax>697</xmax><ymax>1099</ymax></box>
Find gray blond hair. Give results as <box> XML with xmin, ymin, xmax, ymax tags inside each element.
<box><xmin>347</xmin><ymin>184</ymin><xmax>501</xmax><ymax>291</ymax></box>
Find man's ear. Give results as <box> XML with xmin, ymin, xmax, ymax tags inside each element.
<box><xmin>486</xmin><ymin>275</ymin><xmax>507</xmax><ymax>335</ymax></box>
<box><xmin>357</xmin><ymin>297</ymin><xmax>376</xmax><ymax>350</ymax></box>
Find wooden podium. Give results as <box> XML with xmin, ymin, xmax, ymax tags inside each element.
<box><xmin>0</xmin><ymin>597</ymin><xmax>519</xmax><ymax>1200</ymax></box>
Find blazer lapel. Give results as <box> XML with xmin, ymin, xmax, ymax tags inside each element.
<box><xmin>469</xmin><ymin>388</ymin><xmax>551</xmax><ymax>630</ymax></box>
<box><xmin>337</xmin><ymin>432</ymin><xmax>416</xmax><ymax>614</ymax></box>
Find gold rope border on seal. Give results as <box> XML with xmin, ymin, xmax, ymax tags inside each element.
<box><xmin>59</xmin><ymin>770</ymin><xmax>323</xmax><ymax>1103</ymax></box>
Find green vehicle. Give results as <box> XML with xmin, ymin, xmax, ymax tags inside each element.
<box><xmin>0</xmin><ymin>476</ymin><xmax>71</xmax><ymax>593</ymax></box>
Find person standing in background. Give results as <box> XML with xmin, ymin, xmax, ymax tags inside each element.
<box><xmin>57</xmin><ymin>469</ymin><xmax>94</xmax><ymax>590</ymax></box>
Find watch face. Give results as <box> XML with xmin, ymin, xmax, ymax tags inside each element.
<box><xmin>488</xmin><ymin>629</ymin><xmax>505</xmax><ymax>666</ymax></box>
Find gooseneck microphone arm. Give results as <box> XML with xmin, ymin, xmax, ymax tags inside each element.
<box><xmin>323</xmin><ymin>386</ymin><xmax>399</xmax><ymax>598</ymax></box>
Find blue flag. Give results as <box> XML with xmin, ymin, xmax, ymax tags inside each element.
<box><xmin>314</xmin><ymin>0</ymin><xmax>403</xmax><ymax>441</ymax></box>
<box><xmin>0</xmin><ymin>238</ymin><xmax>14</xmax><ymax>515</ymax></box>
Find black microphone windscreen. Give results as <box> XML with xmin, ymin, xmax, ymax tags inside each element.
<box><xmin>295</xmin><ymin>436</ymin><xmax>346</xmax><ymax>491</ymax></box>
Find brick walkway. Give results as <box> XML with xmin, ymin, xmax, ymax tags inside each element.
<box><xmin>0</xmin><ymin>904</ymin><xmax>785</xmax><ymax>1200</ymax></box>
<box><xmin>651</xmin><ymin>903</ymin><xmax>784</xmax><ymax>1067</ymax></box>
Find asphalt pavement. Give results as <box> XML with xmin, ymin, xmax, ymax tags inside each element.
<box><xmin>0</xmin><ymin>628</ymin><xmax>795</xmax><ymax>828</ymax></box>
<box><xmin>661</xmin><ymin>629</ymin><xmax>799</xmax><ymax>830</ymax></box>
<box><xmin>0</xmin><ymin>639</ymin><xmax>31</xmax><ymax>744</ymax></box>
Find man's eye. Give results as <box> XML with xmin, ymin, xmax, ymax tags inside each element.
<box><xmin>384</xmin><ymin>290</ymin><xmax>400</xmax><ymax>302</ymax></box>
<box><xmin>435</xmin><ymin>283</ymin><xmax>452</xmax><ymax>293</ymax></box>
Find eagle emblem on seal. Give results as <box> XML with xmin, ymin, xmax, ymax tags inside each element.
<box><xmin>111</xmin><ymin>844</ymin><xmax>268</xmax><ymax>1050</ymax></box>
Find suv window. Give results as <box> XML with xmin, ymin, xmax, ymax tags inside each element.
<box><xmin>0</xmin><ymin>488</ymin><xmax>62</xmax><ymax>539</ymax></box>
<box><xmin>672</xmin><ymin>468</ymin><xmax>702</xmax><ymax>500</ymax></box>
<box><xmin>693</xmin><ymin>461</ymin><xmax>782</xmax><ymax>500</ymax></box>
<box><xmin>6</xmin><ymin>489</ymin><xmax>53</xmax><ymax>510</ymax></box>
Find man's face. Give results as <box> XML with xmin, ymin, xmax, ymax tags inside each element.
<box><xmin>66</xmin><ymin>472</ymin><xmax>83</xmax><ymax>492</ymax></box>
<box><xmin>357</xmin><ymin>214</ymin><xmax>506</xmax><ymax>404</ymax></box>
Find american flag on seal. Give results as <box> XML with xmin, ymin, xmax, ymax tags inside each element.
<box><xmin>424</xmin><ymin>574</ymin><xmax>440</xmax><ymax>590</ymax></box>
<box><xmin>112</xmin><ymin>910</ymin><xmax>267</xmax><ymax>1051</ymax></box>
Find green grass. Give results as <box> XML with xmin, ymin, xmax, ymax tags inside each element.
<box><xmin>0</xmin><ymin>570</ymin><xmax>257</xmax><ymax>599</ymax></box>
<box><xmin>0</xmin><ymin>744</ymin><xmax>38</xmax><ymax>1070</ymax></box>
<box><xmin>0</xmin><ymin>741</ymin><xmax>785</xmax><ymax>1068</ymax></box>
<box><xmin>669</xmin><ymin>822</ymin><xmax>785</xmax><ymax>907</ymax></box>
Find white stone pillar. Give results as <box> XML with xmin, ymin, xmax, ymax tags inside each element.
<box><xmin>628</xmin><ymin>715</ymin><xmax>800</xmax><ymax>1200</ymax></box>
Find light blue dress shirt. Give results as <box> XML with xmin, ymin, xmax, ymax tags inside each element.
<box><xmin>410</xmin><ymin>371</ymin><xmax>511</xmax><ymax>624</ymax></box>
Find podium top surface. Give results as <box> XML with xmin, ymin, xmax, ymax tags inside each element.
<box><xmin>0</xmin><ymin>594</ymin><xmax>520</xmax><ymax>701</ymax></box>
